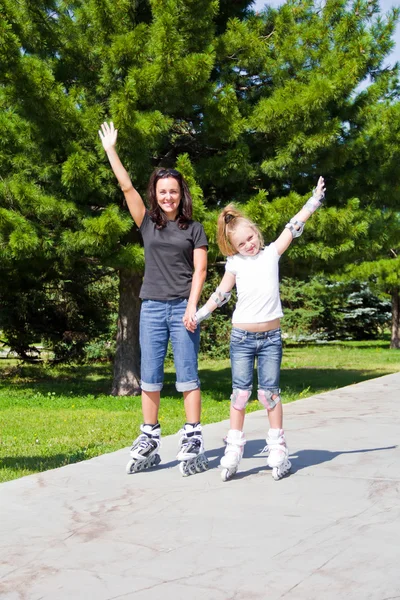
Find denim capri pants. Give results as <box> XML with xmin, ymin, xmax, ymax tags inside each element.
<box><xmin>140</xmin><ymin>298</ymin><xmax>200</xmax><ymax>393</ymax></box>
<box><xmin>230</xmin><ymin>327</ymin><xmax>282</xmax><ymax>396</ymax></box>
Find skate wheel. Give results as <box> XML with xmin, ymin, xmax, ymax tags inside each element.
<box><xmin>194</xmin><ymin>455</ymin><xmax>208</xmax><ymax>473</ymax></box>
<box><xmin>272</xmin><ymin>461</ymin><xmax>291</xmax><ymax>481</ymax></box>
<box><xmin>150</xmin><ymin>454</ymin><xmax>161</xmax><ymax>468</ymax></box>
<box><xmin>221</xmin><ymin>468</ymin><xmax>230</xmax><ymax>482</ymax></box>
<box><xmin>188</xmin><ymin>462</ymin><xmax>197</xmax><ymax>475</ymax></box>
<box><xmin>201</xmin><ymin>456</ymin><xmax>209</xmax><ymax>471</ymax></box>
<box><xmin>126</xmin><ymin>458</ymin><xmax>144</xmax><ymax>473</ymax></box>
<box><xmin>126</xmin><ymin>453</ymin><xmax>161</xmax><ymax>474</ymax></box>
<box><xmin>126</xmin><ymin>459</ymin><xmax>136</xmax><ymax>474</ymax></box>
<box><xmin>179</xmin><ymin>461</ymin><xmax>189</xmax><ymax>477</ymax></box>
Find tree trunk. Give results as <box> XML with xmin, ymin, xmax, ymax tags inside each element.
<box><xmin>111</xmin><ymin>268</ymin><xmax>142</xmax><ymax>395</ymax></box>
<box><xmin>390</xmin><ymin>288</ymin><xmax>400</xmax><ymax>349</ymax></box>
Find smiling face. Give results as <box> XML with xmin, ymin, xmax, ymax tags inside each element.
<box><xmin>230</xmin><ymin>223</ymin><xmax>261</xmax><ymax>257</ymax></box>
<box><xmin>155</xmin><ymin>177</ymin><xmax>182</xmax><ymax>220</ymax></box>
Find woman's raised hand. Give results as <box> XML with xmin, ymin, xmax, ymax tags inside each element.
<box><xmin>98</xmin><ymin>121</ymin><xmax>118</xmax><ymax>152</ymax></box>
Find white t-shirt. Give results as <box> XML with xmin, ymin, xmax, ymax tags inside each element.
<box><xmin>225</xmin><ymin>243</ymin><xmax>283</xmax><ymax>324</ymax></box>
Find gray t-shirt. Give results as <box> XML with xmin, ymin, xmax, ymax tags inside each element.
<box><xmin>139</xmin><ymin>211</ymin><xmax>208</xmax><ymax>300</ymax></box>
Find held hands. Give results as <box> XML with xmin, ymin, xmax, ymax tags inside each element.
<box><xmin>98</xmin><ymin>121</ymin><xmax>118</xmax><ymax>153</ymax></box>
<box><xmin>183</xmin><ymin>302</ymin><xmax>198</xmax><ymax>333</ymax></box>
<box><xmin>183</xmin><ymin>304</ymin><xmax>212</xmax><ymax>332</ymax></box>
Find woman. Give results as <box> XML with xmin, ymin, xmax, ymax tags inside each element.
<box><xmin>99</xmin><ymin>122</ymin><xmax>208</xmax><ymax>476</ymax></box>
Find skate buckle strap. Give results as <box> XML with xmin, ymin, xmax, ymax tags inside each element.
<box><xmin>182</xmin><ymin>430</ymin><xmax>196</xmax><ymax>438</ymax></box>
<box><xmin>179</xmin><ymin>424</ymin><xmax>202</xmax><ymax>440</ymax></box>
<box><xmin>131</xmin><ymin>434</ymin><xmax>149</xmax><ymax>449</ymax></box>
<box><xmin>133</xmin><ymin>434</ymin><xmax>156</xmax><ymax>451</ymax></box>
<box><xmin>225</xmin><ymin>436</ymin><xmax>246</xmax><ymax>448</ymax></box>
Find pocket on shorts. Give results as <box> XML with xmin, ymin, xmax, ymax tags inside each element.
<box><xmin>268</xmin><ymin>328</ymin><xmax>282</xmax><ymax>345</ymax></box>
<box><xmin>230</xmin><ymin>329</ymin><xmax>248</xmax><ymax>345</ymax></box>
<box><xmin>141</xmin><ymin>299</ymin><xmax>154</xmax><ymax>312</ymax></box>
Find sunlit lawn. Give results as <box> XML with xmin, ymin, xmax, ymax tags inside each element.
<box><xmin>0</xmin><ymin>339</ymin><xmax>399</xmax><ymax>482</ymax></box>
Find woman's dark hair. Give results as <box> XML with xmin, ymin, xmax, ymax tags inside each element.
<box><xmin>147</xmin><ymin>168</ymin><xmax>193</xmax><ymax>230</ymax></box>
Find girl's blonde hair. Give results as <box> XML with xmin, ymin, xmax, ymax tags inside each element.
<box><xmin>217</xmin><ymin>203</ymin><xmax>264</xmax><ymax>256</ymax></box>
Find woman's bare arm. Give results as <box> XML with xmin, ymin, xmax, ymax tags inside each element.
<box><xmin>99</xmin><ymin>121</ymin><xmax>146</xmax><ymax>228</ymax></box>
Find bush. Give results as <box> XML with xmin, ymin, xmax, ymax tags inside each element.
<box><xmin>196</xmin><ymin>269</ymin><xmax>391</xmax><ymax>354</ymax></box>
<box><xmin>198</xmin><ymin>266</ymin><xmax>234</xmax><ymax>359</ymax></box>
<box><xmin>280</xmin><ymin>277</ymin><xmax>391</xmax><ymax>341</ymax></box>
<box><xmin>83</xmin><ymin>326</ymin><xmax>117</xmax><ymax>362</ymax></box>
<box><xmin>0</xmin><ymin>271</ymin><xmax>119</xmax><ymax>363</ymax></box>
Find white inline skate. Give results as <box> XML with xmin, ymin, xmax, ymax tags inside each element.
<box><xmin>177</xmin><ymin>423</ymin><xmax>209</xmax><ymax>477</ymax></box>
<box><xmin>266</xmin><ymin>428</ymin><xmax>291</xmax><ymax>480</ymax></box>
<box><xmin>220</xmin><ymin>429</ymin><xmax>246</xmax><ymax>482</ymax></box>
<box><xmin>126</xmin><ymin>424</ymin><xmax>161</xmax><ymax>474</ymax></box>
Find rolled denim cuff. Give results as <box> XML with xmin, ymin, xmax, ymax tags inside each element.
<box><xmin>175</xmin><ymin>379</ymin><xmax>200</xmax><ymax>392</ymax></box>
<box><xmin>140</xmin><ymin>380</ymin><xmax>163</xmax><ymax>392</ymax></box>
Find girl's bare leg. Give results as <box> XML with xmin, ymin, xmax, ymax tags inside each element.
<box><xmin>230</xmin><ymin>404</ymin><xmax>246</xmax><ymax>431</ymax></box>
<box><xmin>267</xmin><ymin>396</ymin><xmax>283</xmax><ymax>428</ymax></box>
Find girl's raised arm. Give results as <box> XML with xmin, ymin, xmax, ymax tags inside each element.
<box><xmin>274</xmin><ymin>176</ymin><xmax>326</xmax><ymax>256</ymax></box>
<box><xmin>99</xmin><ymin>122</ymin><xmax>146</xmax><ymax>228</ymax></box>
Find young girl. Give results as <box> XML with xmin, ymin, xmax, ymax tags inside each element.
<box><xmin>99</xmin><ymin>122</ymin><xmax>209</xmax><ymax>477</ymax></box>
<box><xmin>193</xmin><ymin>177</ymin><xmax>326</xmax><ymax>481</ymax></box>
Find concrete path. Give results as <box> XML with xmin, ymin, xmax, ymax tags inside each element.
<box><xmin>1</xmin><ymin>372</ymin><xmax>400</xmax><ymax>600</ymax></box>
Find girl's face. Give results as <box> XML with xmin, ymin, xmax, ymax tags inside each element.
<box><xmin>156</xmin><ymin>177</ymin><xmax>182</xmax><ymax>220</ymax></box>
<box><xmin>230</xmin><ymin>224</ymin><xmax>261</xmax><ymax>257</ymax></box>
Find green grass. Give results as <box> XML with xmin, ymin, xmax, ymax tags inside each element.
<box><xmin>0</xmin><ymin>339</ymin><xmax>399</xmax><ymax>483</ymax></box>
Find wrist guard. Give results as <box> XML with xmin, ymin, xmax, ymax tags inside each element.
<box><xmin>194</xmin><ymin>305</ymin><xmax>212</xmax><ymax>324</ymax></box>
<box><xmin>285</xmin><ymin>218</ymin><xmax>305</xmax><ymax>239</ymax></box>
<box><xmin>211</xmin><ymin>287</ymin><xmax>231</xmax><ymax>307</ymax></box>
<box><xmin>303</xmin><ymin>188</ymin><xmax>325</xmax><ymax>215</ymax></box>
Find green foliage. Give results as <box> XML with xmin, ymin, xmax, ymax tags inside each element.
<box><xmin>0</xmin><ymin>270</ymin><xmax>118</xmax><ymax>362</ymax></box>
<box><xmin>0</xmin><ymin>0</ymin><xmax>399</xmax><ymax>361</ymax></box>
<box><xmin>280</xmin><ymin>277</ymin><xmax>391</xmax><ymax>341</ymax></box>
<box><xmin>198</xmin><ymin>267</ymin><xmax>235</xmax><ymax>358</ymax></box>
<box><xmin>83</xmin><ymin>324</ymin><xmax>117</xmax><ymax>362</ymax></box>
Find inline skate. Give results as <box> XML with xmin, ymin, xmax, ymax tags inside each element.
<box><xmin>220</xmin><ymin>429</ymin><xmax>246</xmax><ymax>482</ymax></box>
<box><xmin>266</xmin><ymin>428</ymin><xmax>291</xmax><ymax>480</ymax></box>
<box><xmin>177</xmin><ymin>423</ymin><xmax>208</xmax><ymax>477</ymax></box>
<box><xmin>126</xmin><ymin>423</ymin><xmax>161</xmax><ymax>474</ymax></box>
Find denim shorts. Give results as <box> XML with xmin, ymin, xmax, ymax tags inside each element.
<box><xmin>140</xmin><ymin>298</ymin><xmax>200</xmax><ymax>393</ymax></box>
<box><xmin>230</xmin><ymin>327</ymin><xmax>282</xmax><ymax>395</ymax></box>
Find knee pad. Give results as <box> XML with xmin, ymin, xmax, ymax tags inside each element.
<box><xmin>230</xmin><ymin>389</ymin><xmax>251</xmax><ymax>411</ymax></box>
<box><xmin>258</xmin><ymin>389</ymin><xmax>281</xmax><ymax>411</ymax></box>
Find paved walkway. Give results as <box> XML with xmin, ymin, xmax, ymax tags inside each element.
<box><xmin>1</xmin><ymin>372</ymin><xmax>400</xmax><ymax>600</ymax></box>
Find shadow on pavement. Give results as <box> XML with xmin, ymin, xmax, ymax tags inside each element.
<box><xmin>2</xmin><ymin>442</ymin><xmax>396</xmax><ymax>480</ymax></box>
<box><xmin>200</xmin><ymin>440</ymin><xmax>398</xmax><ymax>481</ymax></box>
<box><xmin>288</xmin><ymin>445</ymin><xmax>397</xmax><ymax>474</ymax></box>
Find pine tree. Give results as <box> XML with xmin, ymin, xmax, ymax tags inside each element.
<box><xmin>0</xmin><ymin>0</ymin><xmax>220</xmax><ymax>392</ymax></box>
<box><xmin>338</xmin><ymin>100</ymin><xmax>400</xmax><ymax>348</ymax></box>
<box><xmin>207</xmin><ymin>0</ymin><xmax>400</xmax><ymax>347</ymax></box>
<box><xmin>0</xmin><ymin>0</ymin><xmax>399</xmax><ymax>396</ymax></box>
